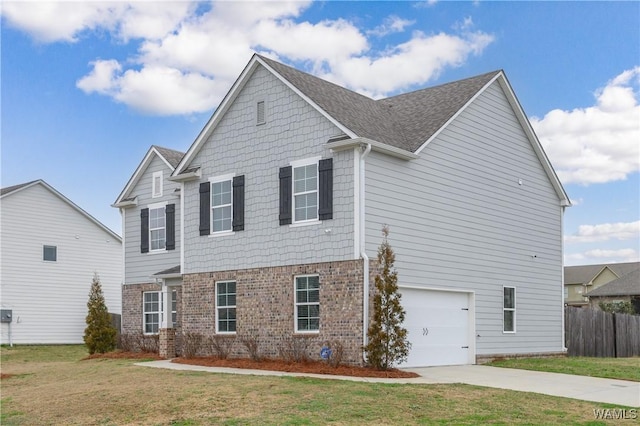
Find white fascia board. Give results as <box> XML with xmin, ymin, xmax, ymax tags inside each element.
<box><xmin>495</xmin><ymin>75</ymin><xmax>571</xmax><ymax>207</ymax></box>
<box><xmin>111</xmin><ymin>197</ymin><xmax>138</xmax><ymax>208</ymax></box>
<box><xmin>114</xmin><ymin>146</ymin><xmax>174</xmax><ymax>206</ymax></box>
<box><xmin>328</xmin><ymin>137</ymin><xmax>419</xmax><ymax>160</ymax></box>
<box><xmin>172</xmin><ymin>56</ymin><xmax>260</xmax><ymax>178</ymax></box>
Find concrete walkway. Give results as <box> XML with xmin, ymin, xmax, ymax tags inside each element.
<box><xmin>137</xmin><ymin>360</ymin><xmax>640</xmax><ymax>407</ymax></box>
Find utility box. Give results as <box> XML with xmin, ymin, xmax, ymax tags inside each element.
<box><xmin>1</xmin><ymin>309</ymin><xmax>13</xmax><ymax>323</ymax></box>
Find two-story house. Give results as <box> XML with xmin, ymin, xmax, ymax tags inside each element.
<box><xmin>115</xmin><ymin>54</ymin><xmax>570</xmax><ymax>367</ymax></box>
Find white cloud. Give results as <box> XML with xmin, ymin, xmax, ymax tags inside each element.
<box><xmin>4</xmin><ymin>1</ymin><xmax>495</xmax><ymax>115</ymax></box>
<box><xmin>532</xmin><ymin>67</ymin><xmax>640</xmax><ymax>185</ymax></box>
<box><xmin>565</xmin><ymin>220</ymin><xmax>640</xmax><ymax>244</ymax></box>
<box><xmin>367</xmin><ymin>16</ymin><xmax>415</xmax><ymax>37</ymax></box>
<box><xmin>566</xmin><ymin>249</ymin><xmax>639</xmax><ymax>265</ymax></box>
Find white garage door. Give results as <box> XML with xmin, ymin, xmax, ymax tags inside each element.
<box><xmin>399</xmin><ymin>288</ymin><xmax>472</xmax><ymax>367</ymax></box>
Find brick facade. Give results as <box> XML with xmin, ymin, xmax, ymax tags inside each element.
<box><xmin>181</xmin><ymin>259</ymin><xmax>366</xmax><ymax>364</ymax></box>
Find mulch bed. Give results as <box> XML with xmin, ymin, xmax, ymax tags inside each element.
<box><xmin>83</xmin><ymin>351</ymin><xmax>164</xmax><ymax>360</ymax></box>
<box><xmin>172</xmin><ymin>357</ymin><xmax>419</xmax><ymax>378</ymax></box>
<box><xmin>0</xmin><ymin>373</ymin><xmax>13</xmax><ymax>380</ymax></box>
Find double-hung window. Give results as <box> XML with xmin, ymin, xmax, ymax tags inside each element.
<box><xmin>293</xmin><ymin>163</ymin><xmax>318</xmax><ymax>222</ymax></box>
<box><xmin>503</xmin><ymin>286</ymin><xmax>516</xmax><ymax>333</ymax></box>
<box><xmin>216</xmin><ymin>281</ymin><xmax>236</xmax><ymax>333</ymax></box>
<box><xmin>211</xmin><ymin>178</ymin><xmax>233</xmax><ymax>233</ymax></box>
<box><xmin>295</xmin><ymin>275</ymin><xmax>320</xmax><ymax>332</ymax></box>
<box><xmin>143</xmin><ymin>292</ymin><xmax>161</xmax><ymax>334</ymax></box>
<box><xmin>149</xmin><ymin>205</ymin><xmax>166</xmax><ymax>251</ymax></box>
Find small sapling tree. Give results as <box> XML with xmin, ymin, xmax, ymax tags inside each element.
<box><xmin>84</xmin><ymin>273</ymin><xmax>117</xmax><ymax>354</ymax></box>
<box><xmin>364</xmin><ymin>226</ymin><xmax>411</xmax><ymax>370</ymax></box>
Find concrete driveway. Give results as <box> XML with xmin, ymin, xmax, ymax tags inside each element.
<box><xmin>139</xmin><ymin>361</ymin><xmax>639</xmax><ymax>407</ymax></box>
<box><xmin>405</xmin><ymin>365</ymin><xmax>640</xmax><ymax>407</ymax></box>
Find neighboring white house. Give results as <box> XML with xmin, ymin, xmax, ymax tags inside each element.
<box><xmin>0</xmin><ymin>180</ymin><xmax>122</xmax><ymax>344</ymax></box>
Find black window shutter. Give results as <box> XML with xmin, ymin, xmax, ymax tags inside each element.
<box><xmin>232</xmin><ymin>175</ymin><xmax>245</xmax><ymax>231</ymax></box>
<box><xmin>318</xmin><ymin>158</ymin><xmax>333</xmax><ymax>220</ymax></box>
<box><xmin>199</xmin><ymin>182</ymin><xmax>210</xmax><ymax>236</ymax></box>
<box><xmin>165</xmin><ymin>204</ymin><xmax>176</xmax><ymax>250</ymax></box>
<box><xmin>140</xmin><ymin>208</ymin><xmax>149</xmax><ymax>253</ymax></box>
<box><xmin>279</xmin><ymin>166</ymin><xmax>292</xmax><ymax>225</ymax></box>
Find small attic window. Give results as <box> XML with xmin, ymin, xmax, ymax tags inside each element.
<box><xmin>256</xmin><ymin>101</ymin><xmax>265</xmax><ymax>125</ymax></box>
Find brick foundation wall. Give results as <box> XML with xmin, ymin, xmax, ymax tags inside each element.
<box><xmin>182</xmin><ymin>259</ymin><xmax>365</xmax><ymax>365</ymax></box>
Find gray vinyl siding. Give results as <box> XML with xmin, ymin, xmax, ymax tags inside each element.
<box><xmin>365</xmin><ymin>81</ymin><xmax>564</xmax><ymax>355</ymax></box>
<box><xmin>123</xmin><ymin>155</ymin><xmax>181</xmax><ymax>284</ymax></box>
<box><xmin>183</xmin><ymin>65</ymin><xmax>354</xmax><ymax>273</ymax></box>
<box><xmin>0</xmin><ymin>184</ymin><xmax>121</xmax><ymax>344</ymax></box>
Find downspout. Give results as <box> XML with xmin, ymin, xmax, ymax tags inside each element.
<box><xmin>360</xmin><ymin>143</ymin><xmax>372</xmax><ymax>358</ymax></box>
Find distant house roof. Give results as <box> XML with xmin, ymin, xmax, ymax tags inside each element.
<box><xmin>113</xmin><ymin>145</ymin><xmax>185</xmax><ymax>206</ymax></box>
<box><xmin>1</xmin><ymin>179</ymin><xmax>121</xmax><ymax>242</ymax></box>
<box><xmin>586</xmin><ymin>269</ymin><xmax>640</xmax><ymax>297</ymax></box>
<box><xmin>565</xmin><ymin>262</ymin><xmax>640</xmax><ymax>285</ymax></box>
<box><xmin>173</xmin><ymin>54</ymin><xmax>569</xmax><ymax>206</ymax></box>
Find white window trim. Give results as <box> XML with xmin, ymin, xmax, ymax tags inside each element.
<box><xmin>152</xmin><ymin>171</ymin><xmax>163</xmax><ymax>198</ymax></box>
<box><xmin>294</xmin><ymin>274</ymin><xmax>320</xmax><ymax>334</ymax></box>
<box><xmin>208</xmin><ymin>173</ymin><xmax>235</xmax><ymax>236</ymax></box>
<box><xmin>215</xmin><ymin>280</ymin><xmax>237</xmax><ymax>334</ymax></box>
<box><xmin>503</xmin><ymin>286</ymin><xmax>516</xmax><ymax>334</ymax></box>
<box><xmin>148</xmin><ymin>202</ymin><xmax>167</xmax><ymax>253</ymax></box>
<box><xmin>143</xmin><ymin>291</ymin><xmax>161</xmax><ymax>335</ymax></box>
<box><xmin>290</xmin><ymin>157</ymin><xmax>321</xmax><ymax>225</ymax></box>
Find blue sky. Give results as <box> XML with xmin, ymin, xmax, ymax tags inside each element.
<box><xmin>2</xmin><ymin>1</ymin><xmax>638</xmax><ymax>266</ymax></box>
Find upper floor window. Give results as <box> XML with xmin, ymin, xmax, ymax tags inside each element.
<box><xmin>503</xmin><ymin>286</ymin><xmax>516</xmax><ymax>333</ymax></box>
<box><xmin>279</xmin><ymin>158</ymin><xmax>332</xmax><ymax>226</ymax></box>
<box><xmin>152</xmin><ymin>171</ymin><xmax>163</xmax><ymax>198</ymax></box>
<box><xmin>216</xmin><ymin>281</ymin><xmax>237</xmax><ymax>333</ymax></box>
<box><xmin>199</xmin><ymin>175</ymin><xmax>245</xmax><ymax>236</ymax></box>
<box><xmin>256</xmin><ymin>100</ymin><xmax>265</xmax><ymax>125</ymax></box>
<box><xmin>43</xmin><ymin>245</ymin><xmax>57</xmax><ymax>262</ymax></box>
<box><xmin>295</xmin><ymin>275</ymin><xmax>320</xmax><ymax>332</ymax></box>
<box><xmin>293</xmin><ymin>162</ymin><xmax>318</xmax><ymax>223</ymax></box>
<box><xmin>140</xmin><ymin>204</ymin><xmax>175</xmax><ymax>253</ymax></box>
<box><xmin>149</xmin><ymin>206</ymin><xmax>166</xmax><ymax>251</ymax></box>
<box><xmin>211</xmin><ymin>177</ymin><xmax>233</xmax><ymax>233</ymax></box>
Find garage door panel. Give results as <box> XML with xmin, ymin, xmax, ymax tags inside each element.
<box><xmin>399</xmin><ymin>289</ymin><xmax>472</xmax><ymax>367</ymax></box>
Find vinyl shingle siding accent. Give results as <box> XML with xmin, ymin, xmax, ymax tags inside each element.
<box><xmin>183</xmin><ymin>65</ymin><xmax>354</xmax><ymax>274</ymax></box>
<box><xmin>364</xmin><ymin>81</ymin><xmax>564</xmax><ymax>356</ymax></box>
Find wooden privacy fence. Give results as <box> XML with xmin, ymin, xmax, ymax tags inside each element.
<box><xmin>565</xmin><ymin>307</ymin><xmax>640</xmax><ymax>357</ymax></box>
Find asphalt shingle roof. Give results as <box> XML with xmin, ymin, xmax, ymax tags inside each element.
<box><xmin>586</xmin><ymin>269</ymin><xmax>640</xmax><ymax>297</ymax></box>
<box><xmin>564</xmin><ymin>262</ymin><xmax>640</xmax><ymax>285</ymax></box>
<box><xmin>154</xmin><ymin>146</ymin><xmax>185</xmax><ymax>169</ymax></box>
<box><xmin>154</xmin><ymin>265</ymin><xmax>181</xmax><ymax>276</ymax></box>
<box><xmin>258</xmin><ymin>55</ymin><xmax>500</xmax><ymax>153</ymax></box>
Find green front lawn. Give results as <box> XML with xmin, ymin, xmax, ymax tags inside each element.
<box><xmin>0</xmin><ymin>345</ymin><xmax>634</xmax><ymax>425</ymax></box>
<box><xmin>488</xmin><ymin>356</ymin><xmax>640</xmax><ymax>382</ymax></box>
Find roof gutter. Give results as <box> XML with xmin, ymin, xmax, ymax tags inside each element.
<box><xmin>359</xmin><ymin>142</ymin><xmax>372</xmax><ymax>361</ymax></box>
<box><xmin>328</xmin><ymin>137</ymin><xmax>418</xmax><ymax>161</ymax></box>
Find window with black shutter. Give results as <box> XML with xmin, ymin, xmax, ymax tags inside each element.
<box><xmin>140</xmin><ymin>208</ymin><xmax>149</xmax><ymax>253</ymax></box>
<box><xmin>318</xmin><ymin>158</ymin><xmax>333</xmax><ymax>220</ymax></box>
<box><xmin>232</xmin><ymin>175</ymin><xmax>245</xmax><ymax>231</ymax></box>
<box><xmin>165</xmin><ymin>204</ymin><xmax>176</xmax><ymax>250</ymax></box>
<box><xmin>279</xmin><ymin>166</ymin><xmax>292</xmax><ymax>225</ymax></box>
<box><xmin>199</xmin><ymin>182</ymin><xmax>210</xmax><ymax>235</ymax></box>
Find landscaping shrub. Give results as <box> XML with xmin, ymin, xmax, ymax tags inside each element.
<box><xmin>279</xmin><ymin>336</ymin><xmax>312</xmax><ymax>363</ymax></box>
<box><xmin>208</xmin><ymin>335</ymin><xmax>235</xmax><ymax>359</ymax></box>
<box><xmin>240</xmin><ymin>335</ymin><xmax>263</xmax><ymax>361</ymax></box>
<box><xmin>182</xmin><ymin>332</ymin><xmax>204</xmax><ymax>359</ymax></box>
<box><xmin>84</xmin><ymin>273</ymin><xmax>117</xmax><ymax>354</ymax></box>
